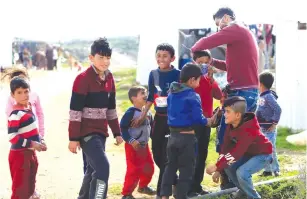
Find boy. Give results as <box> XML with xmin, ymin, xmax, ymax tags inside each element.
<box><xmin>68</xmin><ymin>38</ymin><xmax>123</xmax><ymax>199</ymax></box>
<box><xmin>189</xmin><ymin>50</ymin><xmax>223</xmax><ymax>196</ymax></box>
<box><xmin>8</xmin><ymin>77</ymin><xmax>47</xmax><ymax>199</ymax></box>
<box><xmin>120</xmin><ymin>86</ymin><xmax>156</xmax><ymax>199</ymax></box>
<box><xmin>206</xmin><ymin>96</ymin><xmax>273</xmax><ymax>199</ymax></box>
<box><xmin>132</xmin><ymin>43</ymin><xmax>180</xmax><ymax>198</ymax></box>
<box><xmin>256</xmin><ymin>72</ymin><xmax>281</xmax><ymax>177</ymax></box>
<box><xmin>160</xmin><ymin>63</ymin><xmax>215</xmax><ymax>199</ymax></box>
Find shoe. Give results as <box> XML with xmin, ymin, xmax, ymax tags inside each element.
<box><xmin>221</xmin><ymin>182</ymin><xmax>236</xmax><ymax>190</ymax></box>
<box><xmin>259</xmin><ymin>171</ymin><xmax>273</xmax><ymax>177</ymax></box>
<box><xmin>137</xmin><ymin>186</ymin><xmax>156</xmax><ymax>195</ymax></box>
<box><xmin>274</xmin><ymin>171</ymin><xmax>281</xmax><ymax>176</ymax></box>
<box><xmin>229</xmin><ymin>190</ymin><xmax>246</xmax><ymax>199</ymax></box>
<box><xmin>30</xmin><ymin>191</ymin><xmax>40</xmax><ymax>199</ymax></box>
<box><xmin>122</xmin><ymin>195</ymin><xmax>136</xmax><ymax>199</ymax></box>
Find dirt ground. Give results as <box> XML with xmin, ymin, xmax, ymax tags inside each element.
<box><xmin>0</xmin><ymin>70</ymin><xmax>305</xmax><ymax>199</ymax></box>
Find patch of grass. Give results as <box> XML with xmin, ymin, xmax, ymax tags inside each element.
<box><xmin>276</xmin><ymin>127</ymin><xmax>306</xmax><ymax>151</ymax></box>
<box><xmin>108</xmin><ymin>183</ymin><xmax>122</xmax><ymax>195</ymax></box>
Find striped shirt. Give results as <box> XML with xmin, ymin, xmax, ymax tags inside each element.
<box><xmin>8</xmin><ymin>109</ymin><xmax>40</xmax><ymax>150</ymax></box>
<box><xmin>68</xmin><ymin>66</ymin><xmax>120</xmax><ymax>141</ymax></box>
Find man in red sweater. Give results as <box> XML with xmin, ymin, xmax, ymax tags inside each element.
<box><xmin>188</xmin><ymin>50</ymin><xmax>222</xmax><ymax>197</ymax></box>
<box><xmin>206</xmin><ymin>96</ymin><xmax>272</xmax><ymax>199</ymax></box>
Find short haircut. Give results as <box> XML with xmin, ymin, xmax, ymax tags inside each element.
<box><xmin>10</xmin><ymin>77</ymin><xmax>30</xmax><ymax>93</ymax></box>
<box><xmin>259</xmin><ymin>72</ymin><xmax>274</xmax><ymax>89</ymax></box>
<box><xmin>213</xmin><ymin>7</ymin><xmax>236</xmax><ymax>20</ymax></box>
<box><xmin>91</xmin><ymin>37</ymin><xmax>112</xmax><ymax>57</ymax></box>
<box><xmin>180</xmin><ymin>63</ymin><xmax>202</xmax><ymax>83</ymax></box>
<box><xmin>224</xmin><ymin>96</ymin><xmax>247</xmax><ymax>115</ymax></box>
<box><xmin>258</xmin><ymin>35</ymin><xmax>264</xmax><ymax>40</ymax></box>
<box><xmin>128</xmin><ymin>86</ymin><xmax>146</xmax><ymax>103</ymax></box>
<box><xmin>192</xmin><ymin>50</ymin><xmax>211</xmax><ymax>61</ymax></box>
<box><xmin>156</xmin><ymin>43</ymin><xmax>175</xmax><ymax>58</ymax></box>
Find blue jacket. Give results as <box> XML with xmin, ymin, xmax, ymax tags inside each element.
<box><xmin>167</xmin><ymin>82</ymin><xmax>208</xmax><ymax>128</ymax></box>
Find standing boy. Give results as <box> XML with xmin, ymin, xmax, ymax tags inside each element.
<box><xmin>132</xmin><ymin>43</ymin><xmax>180</xmax><ymax>198</ymax></box>
<box><xmin>68</xmin><ymin>38</ymin><xmax>123</xmax><ymax>199</ymax></box>
<box><xmin>121</xmin><ymin>86</ymin><xmax>156</xmax><ymax>199</ymax></box>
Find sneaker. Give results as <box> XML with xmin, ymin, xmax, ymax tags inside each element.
<box><xmin>259</xmin><ymin>171</ymin><xmax>273</xmax><ymax>177</ymax></box>
<box><xmin>30</xmin><ymin>191</ymin><xmax>40</xmax><ymax>199</ymax></box>
<box><xmin>137</xmin><ymin>186</ymin><xmax>156</xmax><ymax>195</ymax></box>
<box><xmin>229</xmin><ymin>190</ymin><xmax>246</xmax><ymax>199</ymax></box>
<box><xmin>122</xmin><ymin>195</ymin><xmax>136</xmax><ymax>199</ymax></box>
<box><xmin>274</xmin><ymin>171</ymin><xmax>281</xmax><ymax>177</ymax></box>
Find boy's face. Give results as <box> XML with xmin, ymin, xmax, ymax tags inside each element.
<box><xmin>188</xmin><ymin>76</ymin><xmax>201</xmax><ymax>89</ymax></box>
<box><xmin>156</xmin><ymin>50</ymin><xmax>175</xmax><ymax>69</ymax></box>
<box><xmin>89</xmin><ymin>54</ymin><xmax>111</xmax><ymax>72</ymax></box>
<box><xmin>11</xmin><ymin>87</ymin><xmax>30</xmax><ymax>106</ymax></box>
<box><xmin>195</xmin><ymin>56</ymin><xmax>210</xmax><ymax>65</ymax></box>
<box><xmin>224</xmin><ymin>106</ymin><xmax>242</xmax><ymax>124</ymax></box>
<box><xmin>132</xmin><ymin>90</ymin><xmax>147</xmax><ymax>106</ymax></box>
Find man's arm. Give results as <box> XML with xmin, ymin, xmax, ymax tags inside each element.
<box><xmin>120</xmin><ymin>108</ymin><xmax>135</xmax><ymax>143</ymax></box>
<box><xmin>107</xmin><ymin>74</ymin><xmax>121</xmax><ymax>138</ymax></box>
<box><xmin>68</xmin><ymin>74</ymin><xmax>87</xmax><ymax>141</ymax></box>
<box><xmin>142</xmin><ymin>72</ymin><xmax>155</xmax><ymax>117</ymax></box>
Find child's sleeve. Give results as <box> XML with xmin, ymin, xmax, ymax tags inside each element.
<box><xmin>120</xmin><ymin>108</ymin><xmax>135</xmax><ymax>144</ymax></box>
<box><xmin>266</xmin><ymin>95</ymin><xmax>282</xmax><ymax>124</ymax></box>
<box><xmin>191</xmin><ymin>94</ymin><xmax>208</xmax><ymax>125</ymax></box>
<box><xmin>211</xmin><ymin>80</ymin><xmax>223</xmax><ymax>100</ymax></box>
<box><xmin>8</xmin><ymin>111</ymin><xmax>32</xmax><ymax>148</ymax></box>
<box><xmin>106</xmin><ymin>73</ymin><xmax>121</xmax><ymax>138</ymax></box>
<box><xmin>147</xmin><ymin>71</ymin><xmax>155</xmax><ymax>103</ymax></box>
<box><xmin>34</xmin><ymin>94</ymin><xmax>45</xmax><ymax>138</ymax></box>
<box><xmin>5</xmin><ymin>96</ymin><xmax>14</xmax><ymax>118</ymax></box>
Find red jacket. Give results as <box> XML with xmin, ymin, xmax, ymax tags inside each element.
<box><xmin>216</xmin><ymin>113</ymin><xmax>272</xmax><ymax>172</ymax></box>
<box><xmin>195</xmin><ymin>76</ymin><xmax>222</xmax><ymax>117</ymax></box>
<box><xmin>191</xmin><ymin>23</ymin><xmax>259</xmax><ymax>90</ymax></box>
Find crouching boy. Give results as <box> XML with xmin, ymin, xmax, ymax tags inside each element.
<box><xmin>206</xmin><ymin>96</ymin><xmax>273</xmax><ymax>199</ymax></box>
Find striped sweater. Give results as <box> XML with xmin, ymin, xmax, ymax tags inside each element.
<box><xmin>68</xmin><ymin>66</ymin><xmax>121</xmax><ymax>141</ymax></box>
<box><xmin>8</xmin><ymin>109</ymin><xmax>40</xmax><ymax>150</ymax></box>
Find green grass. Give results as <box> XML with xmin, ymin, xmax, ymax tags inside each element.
<box><xmin>276</xmin><ymin>127</ymin><xmax>306</xmax><ymax>151</ymax></box>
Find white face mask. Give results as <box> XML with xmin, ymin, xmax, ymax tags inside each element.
<box><xmin>218</xmin><ymin>15</ymin><xmax>229</xmax><ymax>30</ymax></box>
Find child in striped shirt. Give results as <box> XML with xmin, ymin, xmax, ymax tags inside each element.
<box><xmin>8</xmin><ymin>77</ymin><xmax>47</xmax><ymax>199</ymax></box>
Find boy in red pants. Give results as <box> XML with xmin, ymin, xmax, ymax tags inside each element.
<box><xmin>120</xmin><ymin>86</ymin><xmax>156</xmax><ymax>199</ymax></box>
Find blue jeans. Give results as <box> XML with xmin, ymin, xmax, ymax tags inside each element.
<box><xmin>216</xmin><ymin>88</ymin><xmax>258</xmax><ymax>152</ymax></box>
<box><xmin>261</xmin><ymin>129</ymin><xmax>280</xmax><ymax>172</ymax></box>
<box><xmin>225</xmin><ymin>154</ymin><xmax>273</xmax><ymax>199</ymax></box>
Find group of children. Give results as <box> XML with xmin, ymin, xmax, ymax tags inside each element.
<box><xmin>5</xmin><ymin>37</ymin><xmax>281</xmax><ymax>199</ymax></box>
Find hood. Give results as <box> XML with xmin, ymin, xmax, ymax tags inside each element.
<box><xmin>271</xmin><ymin>90</ymin><xmax>278</xmax><ymax>99</ymax></box>
<box><xmin>169</xmin><ymin>82</ymin><xmax>192</xmax><ymax>94</ymax></box>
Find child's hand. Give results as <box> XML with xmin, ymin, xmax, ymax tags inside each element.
<box><xmin>114</xmin><ymin>136</ymin><xmax>123</xmax><ymax>146</ymax></box>
<box><xmin>68</xmin><ymin>141</ymin><xmax>80</xmax><ymax>154</ymax></box>
<box><xmin>131</xmin><ymin>140</ymin><xmax>141</xmax><ymax>151</ymax></box>
<box><xmin>268</xmin><ymin>124</ymin><xmax>277</xmax><ymax>132</ymax></box>
<box><xmin>40</xmin><ymin>139</ymin><xmax>47</xmax><ymax>151</ymax></box>
<box><xmin>31</xmin><ymin>141</ymin><xmax>47</xmax><ymax>152</ymax></box>
<box><xmin>206</xmin><ymin>164</ymin><xmax>217</xmax><ymax>175</ymax></box>
<box><xmin>212</xmin><ymin>171</ymin><xmax>221</xmax><ymax>183</ymax></box>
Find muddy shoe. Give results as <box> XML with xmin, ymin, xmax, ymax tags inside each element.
<box><xmin>259</xmin><ymin>171</ymin><xmax>273</xmax><ymax>177</ymax></box>
<box><xmin>137</xmin><ymin>186</ymin><xmax>156</xmax><ymax>195</ymax></box>
<box><xmin>122</xmin><ymin>195</ymin><xmax>136</xmax><ymax>199</ymax></box>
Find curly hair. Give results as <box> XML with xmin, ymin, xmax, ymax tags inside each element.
<box><xmin>91</xmin><ymin>37</ymin><xmax>112</xmax><ymax>57</ymax></box>
<box><xmin>1</xmin><ymin>66</ymin><xmax>29</xmax><ymax>81</ymax></box>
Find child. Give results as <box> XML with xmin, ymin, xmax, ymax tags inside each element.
<box><xmin>160</xmin><ymin>63</ymin><xmax>214</xmax><ymax>199</ymax></box>
<box><xmin>74</xmin><ymin>61</ymin><xmax>82</xmax><ymax>72</ymax></box>
<box><xmin>120</xmin><ymin>86</ymin><xmax>156</xmax><ymax>199</ymax></box>
<box><xmin>131</xmin><ymin>43</ymin><xmax>180</xmax><ymax>198</ymax></box>
<box><xmin>4</xmin><ymin>67</ymin><xmax>45</xmax><ymax>139</ymax></box>
<box><xmin>68</xmin><ymin>38</ymin><xmax>123</xmax><ymax>199</ymax></box>
<box><xmin>8</xmin><ymin>77</ymin><xmax>47</xmax><ymax>199</ymax></box>
<box><xmin>256</xmin><ymin>72</ymin><xmax>281</xmax><ymax>177</ymax></box>
<box><xmin>189</xmin><ymin>50</ymin><xmax>223</xmax><ymax>196</ymax></box>
<box><xmin>206</xmin><ymin>96</ymin><xmax>273</xmax><ymax>199</ymax></box>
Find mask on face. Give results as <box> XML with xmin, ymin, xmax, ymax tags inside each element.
<box><xmin>218</xmin><ymin>15</ymin><xmax>229</xmax><ymax>30</ymax></box>
<box><xmin>200</xmin><ymin>64</ymin><xmax>209</xmax><ymax>75</ymax></box>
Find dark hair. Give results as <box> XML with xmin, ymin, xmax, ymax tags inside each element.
<box><xmin>258</xmin><ymin>35</ymin><xmax>264</xmax><ymax>40</ymax></box>
<box><xmin>192</xmin><ymin>50</ymin><xmax>211</xmax><ymax>61</ymax></box>
<box><xmin>259</xmin><ymin>72</ymin><xmax>274</xmax><ymax>89</ymax></box>
<box><xmin>128</xmin><ymin>86</ymin><xmax>146</xmax><ymax>103</ymax></box>
<box><xmin>213</xmin><ymin>7</ymin><xmax>236</xmax><ymax>20</ymax></box>
<box><xmin>180</xmin><ymin>63</ymin><xmax>202</xmax><ymax>83</ymax></box>
<box><xmin>156</xmin><ymin>43</ymin><xmax>175</xmax><ymax>58</ymax></box>
<box><xmin>91</xmin><ymin>37</ymin><xmax>112</xmax><ymax>57</ymax></box>
<box><xmin>223</xmin><ymin>96</ymin><xmax>247</xmax><ymax>114</ymax></box>
<box><xmin>2</xmin><ymin>67</ymin><xmax>29</xmax><ymax>81</ymax></box>
<box><xmin>10</xmin><ymin>77</ymin><xmax>30</xmax><ymax>93</ymax></box>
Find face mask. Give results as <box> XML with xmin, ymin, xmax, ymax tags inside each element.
<box><xmin>200</xmin><ymin>64</ymin><xmax>209</xmax><ymax>75</ymax></box>
<box><xmin>218</xmin><ymin>15</ymin><xmax>229</xmax><ymax>30</ymax></box>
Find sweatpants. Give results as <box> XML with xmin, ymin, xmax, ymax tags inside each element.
<box><xmin>82</xmin><ymin>151</ymin><xmax>87</xmax><ymax>174</ymax></box>
<box><xmin>189</xmin><ymin>125</ymin><xmax>211</xmax><ymax>193</ymax></box>
<box><xmin>78</xmin><ymin>134</ymin><xmax>109</xmax><ymax>199</ymax></box>
<box><xmin>161</xmin><ymin>132</ymin><xmax>196</xmax><ymax>199</ymax></box>
<box><xmin>151</xmin><ymin>113</ymin><xmax>178</xmax><ymax>196</ymax></box>
<box><xmin>122</xmin><ymin>143</ymin><xmax>154</xmax><ymax>196</ymax></box>
<box><xmin>9</xmin><ymin>150</ymin><xmax>38</xmax><ymax>199</ymax></box>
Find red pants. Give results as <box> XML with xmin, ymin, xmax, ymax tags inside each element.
<box><xmin>122</xmin><ymin>143</ymin><xmax>154</xmax><ymax>195</ymax></box>
<box><xmin>9</xmin><ymin>150</ymin><xmax>38</xmax><ymax>199</ymax></box>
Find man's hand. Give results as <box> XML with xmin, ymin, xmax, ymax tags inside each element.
<box><xmin>206</xmin><ymin>164</ymin><xmax>217</xmax><ymax>175</ymax></box>
<box><xmin>212</xmin><ymin>171</ymin><xmax>221</xmax><ymax>183</ymax></box>
<box><xmin>115</xmin><ymin>136</ymin><xmax>123</xmax><ymax>146</ymax></box>
<box><xmin>268</xmin><ymin>124</ymin><xmax>277</xmax><ymax>132</ymax></box>
<box><xmin>31</xmin><ymin>141</ymin><xmax>47</xmax><ymax>152</ymax></box>
<box><xmin>131</xmin><ymin>140</ymin><xmax>141</xmax><ymax>150</ymax></box>
<box><xmin>68</xmin><ymin>141</ymin><xmax>80</xmax><ymax>154</ymax></box>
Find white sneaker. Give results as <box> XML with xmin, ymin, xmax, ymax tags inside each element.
<box><xmin>29</xmin><ymin>191</ymin><xmax>40</xmax><ymax>199</ymax></box>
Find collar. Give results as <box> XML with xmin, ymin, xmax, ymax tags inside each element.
<box><xmin>91</xmin><ymin>65</ymin><xmax>110</xmax><ymax>80</ymax></box>
<box><xmin>260</xmin><ymin>90</ymin><xmax>271</xmax><ymax>97</ymax></box>
<box><xmin>157</xmin><ymin>65</ymin><xmax>175</xmax><ymax>72</ymax></box>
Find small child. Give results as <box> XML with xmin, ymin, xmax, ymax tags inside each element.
<box><xmin>4</xmin><ymin>67</ymin><xmax>45</xmax><ymax>139</ymax></box>
<box><xmin>160</xmin><ymin>63</ymin><xmax>215</xmax><ymax>199</ymax></box>
<box><xmin>120</xmin><ymin>86</ymin><xmax>156</xmax><ymax>199</ymax></box>
<box><xmin>256</xmin><ymin>72</ymin><xmax>282</xmax><ymax>177</ymax></box>
<box><xmin>8</xmin><ymin>77</ymin><xmax>47</xmax><ymax>199</ymax></box>
<box><xmin>206</xmin><ymin>96</ymin><xmax>273</xmax><ymax>199</ymax></box>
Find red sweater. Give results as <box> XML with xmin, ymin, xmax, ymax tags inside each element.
<box><xmin>195</xmin><ymin>76</ymin><xmax>222</xmax><ymax>117</ymax></box>
<box><xmin>191</xmin><ymin>23</ymin><xmax>259</xmax><ymax>89</ymax></box>
<box><xmin>68</xmin><ymin>66</ymin><xmax>120</xmax><ymax>141</ymax></box>
<box><xmin>216</xmin><ymin>113</ymin><xmax>272</xmax><ymax>172</ymax></box>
